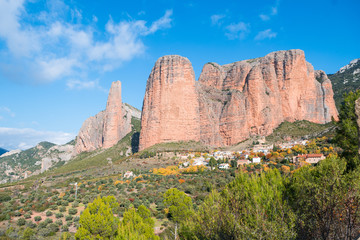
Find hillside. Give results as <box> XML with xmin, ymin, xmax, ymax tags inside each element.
<box><xmin>0</xmin><ymin>141</ymin><xmax>74</xmax><ymax>184</ymax></box>
<box><xmin>265</xmin><ymin>120</ymin><xmax>336</xmax><ymax>143</ymax></box>
<box><xmin>329</xmin><ymin>58</ymin><xmax>360</xmax><ymax>109</ymax></box>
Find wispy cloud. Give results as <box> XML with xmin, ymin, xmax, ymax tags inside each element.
<box><xmin>0</xmin><ymin>107</ymin><xmax>15</xmax><ymax>118</ymax></box>
<box><xmin>225</xmin><ymin>22</ymin><xmax>250</xmax><ymax>40</ymax></box>
<box><xmin>259</xmin><ymin>14</ymin><xmax>270</xmax><ymax>21</ymax></box>
<box><xmin>255</xmin><ymin>29</ymin><xmax>277</xmax><ymax>40</ymax></box>
<box><xmin>0</xmin><ymin>0</ymin><xmax>173</xmax><ymax>85</ymax></box>
<box><xmin>0</xmin><ymin>127</ymin><xmax>75</xmax><ymax>150</ymax></box>
<box><xmin>66</xmin><ymin>79</ymin><xmax>106</xmax><ymax>92</ymax></box>
<box><xmin>259</xmin><ymin>0</ymin><xmax>280</xmax><ymax>21</ymax></box>
<box><xmin>211</xmin><ymin>14</ymin><xmax>226</xmax><ymax>26</ymax></box>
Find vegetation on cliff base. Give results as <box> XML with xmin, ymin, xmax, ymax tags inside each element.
<box><xmin>266</xmin><ymin>120</ymin><xmax>335</xmax><ymax>143</ymax></box>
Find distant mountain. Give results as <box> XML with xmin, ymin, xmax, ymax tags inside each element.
<box><xmin>0</xmin><ymin>141</ymin><xmax>74</xmax><ymax>184</ymax></box>
<box><xmin>0</xmin><ymin>148</ymin><xmax>8</xmax><ymax>156</ymax></box>
<box><xmin>328</xmin><ymin>58</ymin><xmax>360</xmax><ymax>109</ymax></box>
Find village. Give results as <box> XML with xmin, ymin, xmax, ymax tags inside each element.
<box><xmin>172</xmin><ymin>136</ymin><xmax>332</xmax><ymax>172</ymax></box>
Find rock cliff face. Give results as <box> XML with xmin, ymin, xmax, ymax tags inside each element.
<box><xmin>140</xmin><ymin>50</ymin><xmax>339</xmax><ymax>149</ymax></box>
<box><xmin>74</xmin><ymin>81</ymin><xmax>136</xmax><ymax>154</ymax></box>
<box><xmin>139</xmin><ymin>55</ymin><xmax>200</xmax><ymax>150</ymax></box>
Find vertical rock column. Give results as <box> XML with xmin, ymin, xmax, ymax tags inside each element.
<box><xmin>103</xmin><ymin>81</ymin><xmax>124</xmax><ymax>149</ymax></box>
<box><xmin>139</xmin><ymin>55</ymin><xmax>200</xmax><ymax>150</ymax></box>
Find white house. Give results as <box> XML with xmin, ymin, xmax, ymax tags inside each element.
<box><xmin>124</xmin><ymin>171</ymin><xmax>135</xmax><ymax>179</ymax></box>
<box><xmin>252</xmin><ymin>157</ymin><xmax>261</xmax><ymax>163</ymax></box>
<box><xmin>218</xmin><ymin>163</ymin><xmax>230</xmax><ymax>169</ymax></box>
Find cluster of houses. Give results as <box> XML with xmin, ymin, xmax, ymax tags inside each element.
<box><xmin>176</xmin><ymin>139</ymin><xmax>326</xmax><ymax>170</ymax></box>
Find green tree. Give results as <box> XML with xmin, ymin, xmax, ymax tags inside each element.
<box><xmin>163</xmin><ymin>188</ymin><xmax>193</xmax><ymax>240</ymax></box>
<box><xmin>288</xmin><ymin>156</ymin><xmax>360</xmax><ymax>239</ymax></box>
<box><xmin>22</xmin><ymin>227</ymin><xmax>35</xmax><ymax>240</ymax></box>
<box><xmin>75</xmin><ymin>196</ymin><xmax>119</xmax><ymax>240</ymax></box>
<box><xmin>209</xmin><ymin>157</ymin><xmax>217</xmax><ymax>170</ymax></box>
<box><xmin>182</xmin><ymin>169</ymin><xmax>296</xmax><ymax>239</ymax></box>
<box><xmin>116</xmin><ymin>205</ymin><xmax>159</xmax><ymax>240</ymax></box>
<box><xmin>335</xmin><ymin>90</ymin><xmax>360</xmax><ymax>171</ymax></box>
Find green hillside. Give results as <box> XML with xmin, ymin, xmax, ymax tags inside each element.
<box><xmin>0</xmin><ymin>141</ymin><xmax>55</xmax><ymax>181</ymax></box>
<box><xmin>329</xmin><ymin>59</ymin><xmax>360</xmax><ymax>109</ymax></box>
<box><xmin>266</xmin><ymin>120</ymin><xmax>336</xmax><ymax>143</ymax></box>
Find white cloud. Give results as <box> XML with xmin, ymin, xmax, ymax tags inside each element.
<box><xmin>211</xmin><ymin>14</ymin><xmax>226</xmax><ymax>26</ymax></box>
<box><xmin>0</xmin><ymin>0</ymin><xmax>173</xmax><ymax>85</ymax></box>
<box><xmin>147</xmin><ymin>9</ymin><xmax>173</xmax><ymax>34</ymax></box>
<box><xmin>271</xmin><ymin>6</ymin><xmax>278</xmax><ymax>15</ymax></box>
<box><xmin>0</xmin><ymin>127</ymin><xmax>75</xmax><ymax>150</ymax></box>
<box><xmin>259</xmin><ymin>14</ymin><xmax>270</xmax><ymax>21</ymax></box>
<box><xmin>0</xmin><ymin>107</ymin><xmax>15</xmax><ymax>117</ymax></box>
<box><xmin>225</xmin><ymin>22</ymin><xmax>250</xmax><ymax>40</ymax></box>
<box><xmin>259</xmin><ymin>0</ymin><xmax>280</xmax><ymax>21</ymax></box>
<box><xmin>66</xmin><ymin>79</ymin><xmax>106</xmax><ymax>92</ymax></box>
<box><xmin>255</xmin><ymin>29</ymin><xmax>277</xmax><ymax>40</ymax></box>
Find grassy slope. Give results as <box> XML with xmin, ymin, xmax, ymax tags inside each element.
<box><xmin>139</xmin><ymin>140</ymin><xmax>211</xmax><ymax>153</ymax></box>
<box><xmin>266</xmin><ymin>120</ymin><xmax>335</xmax><ymax>143</ymax></box>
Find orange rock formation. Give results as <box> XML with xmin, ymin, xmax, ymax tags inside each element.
<box><xmin>74</xmin><ymin>81</ymin><xmax>132</xmax><ymax>154</ymax></box>
<box><xmin>140</xmin><ymin>50</ymin><xmax>338</xmax><ymax>150</ymax></box>
<box><xmin>139</xmin><ymin>55</ymin><xmax>200</xmax><ymax>151</ymax></box>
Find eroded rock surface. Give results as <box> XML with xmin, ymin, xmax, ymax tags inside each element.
<box><xmin>140</xmin><ymin>50</ymin><xmax>339</xmax><ymax>149</ymax></box>
<box><xmin>75</xmin><ymin>81</ymin><xmax>139</xmax><ymax>154</ymax></box>
<box><xmin>139</xmin><ymin>55</ymin><xmax>200</xmax><ymax>150</ymax></box>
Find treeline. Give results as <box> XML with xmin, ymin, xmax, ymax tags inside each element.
<box><xmin>180</xmin><ymin>156</ymin><xmax>360</xmax><ymax>239</ymax></box>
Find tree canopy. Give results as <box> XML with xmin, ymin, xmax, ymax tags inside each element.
<box><xmin>335</xmin><ymin>90</ymin><xmax>360</xmax><ymax>171</ymax></box>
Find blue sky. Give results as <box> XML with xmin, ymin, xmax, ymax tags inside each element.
<box><xmin>0</xmin><ymin>0</ymin><xmax>359</xmax><ymax>150</ymax></box>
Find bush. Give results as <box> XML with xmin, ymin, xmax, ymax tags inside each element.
<box><xmin>48</xmin><ymin>223</ymin><xmax>59</xmax><ymax>233</ymax></box>
<box><xmin>68</xmin><ymin>208</ymin><xmax>77</xmax><ymax>215</ymax></box>
<box><xmin>59</xmin><ymin>206</ymin><xmax>66</xmax><ymax>212</ymax></box>
<box><xmin>72</xmin><ymin>201</ymin><xmax>79</xmax><ymax>208</ymax></box>
<box><xmin>46</xmin><ymin>210</ymin><xmax>53</xmax><ymax>216</ymax></box>
<box><xmin>38</xmin><ymin>228</ymin><xmax>52</xmax><ymax>237</ymax></box>
<box><xmin>50</xmin><ymin>205</ymin><xmax>58</xmax><ymax>210</ymax></box>
<box><xmin>0</xmin><ymin>193</ymin><xmax>11</xmax><ymax>203</ymax></box>
<box><xmin>17</xmin><ymin>217</ymin><xmax>26</xmax><ymax>226</ymax></box>
<box><xmin>14</xmin><ymin>211</ymin><xmax>22</xmax><ymax>217</ymax></box>
<box><xmin>45</xmin><ymin>218</ymin><xmax>53</xmax><ymax>224</ymax></box>
<box><xmin>65</xmin><ymin>215</ymin><xmax>73</xmax><ymax>221</ymax></box>
<box><xmin>61</xmin><ymin>225</ymin><xmax>69</xmax><ymax>232</ymax></box>
<box><xmin>55</xmin><ymin>212</ymin><xmax>64</xmax><ymax>219</ymax></box>
<box><xmin>38</xmin><ymin>221</ymin><xmax>47</xmax><ymax>229</ymax></box>
<box><xmin>55</xmin><ymin>219</ymin><xmax>63</xmax><ymax>226</ymax></box>
<box><xmin>73</xmin><ymin>216</ymin><xmax>80</xmax><ymax>222</ymax></box>
<box><xmin>34</xmin><ymin>216</ymin><xmax>42</xmax><ymax>222</ymax></box>
<box><xmin>26</xmin><ymin>220</ymin><xmax>37</xmax><ymax>229</ymax></box>
<box><xmin>22</xmin><ymin>227</ymin><xmax>35</xmax><ymax>240</ymax></box>
<box><xmin>24</xmin><ymin>213</ymin><xmax>31</xmax><ymax>219</ymax></box>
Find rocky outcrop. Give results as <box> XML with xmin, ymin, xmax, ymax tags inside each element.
<box><xmin>140</xmin><ymin>50</ymin><xmax>339</xmax><ymax>149</ymax></box>
<box><xmin>139</xmin><ymin>55</ymin><xmax>200</xmax><ymax>150</ymax></box>
<box><xmin>74</xmin><ymin>81</ymin><xmax>139</xmax><ymax>154</ymax></box>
